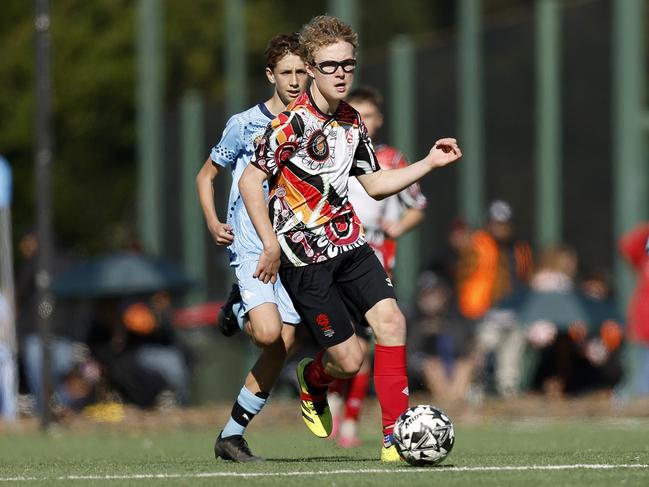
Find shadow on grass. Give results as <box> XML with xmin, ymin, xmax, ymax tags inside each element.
<box><xmin>265</xmin><ymin>457</ymin><xmax>457</xmax><ymax>469</ymax></box>
<box><xmin>266</xmin><ymin>456</ymin><xmax>377</xmax><ymax>463</ymax></box>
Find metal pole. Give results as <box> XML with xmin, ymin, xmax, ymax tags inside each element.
<box><xmin>328</xmin><ymin>0</ymin><xmax>359</xmax><ymax>28</ymax></box>
<box><xmin>458</xmin><ymin>0</ymin><xmax>485</xmax><ymax>227</ymax></box>
<box><xmin>613</xmin><ymin>0</ymin><xmax>647</xmax><ymax>308</ymax></box>
<box><xmin>222</xmin><ymin>0</ymin><xmax>247</xmax><ymax>294</ymax></box>
<box><xmin>535</xmin><ymin>0</ymin><xmax>562</xmax><ymax>249</ymax></box>
<box><xmin>181</xmin><ymin>91</ymin><xmax>206</xmax><ymax>305</ymax></box>
<box><xmin>136</xmin><ymin>0</ymin><xmax>163</xmax><ymax>255</ymax></box>
<box><xmin>34</xmin><ymin>0</ymin><xmax>54</xmax><ymax>429</ymax></box>
<box><xmin>223</xmin><ymin>0</ymin><xmax>250</xmax><ymax>369</ymax></box>
<box><xmin>328</xmin><ymin>0</ymin><xmax>361</xmax><ymax>83</ymax></box>
<box><xmin>224</xmin><ymin>0</ymin><xmax>247</xmax><ymax>115</ymax></box>
<box><xmin>390</xmin><ymin>36</ymin><xmax>418</xmax><ymax>303</ymax></box>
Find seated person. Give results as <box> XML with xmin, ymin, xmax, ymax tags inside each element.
<box><xmin>413</xmin><ymin>272</ymin><xmax>475</xmax><ymax>404</ymax></box>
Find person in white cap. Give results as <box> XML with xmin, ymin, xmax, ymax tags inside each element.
<box><xmin>456</xmin><ymin>200</ymin><xmax>534</xmax><ymax>397</ymax></box>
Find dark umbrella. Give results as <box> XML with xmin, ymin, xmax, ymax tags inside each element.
<box><xmin>54</xmin><ymin>252</ymin><xmax>194</xmax><ymax>298</ymax></box>
<box><xmin>519</xmin><ymin>291</ymin><xmax>589</xmax><ymax>331</ymax></box>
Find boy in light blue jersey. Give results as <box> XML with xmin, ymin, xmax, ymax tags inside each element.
<box><xmin>196</xmin><ymin>33</ymin><xmax>308</xmax><ymax>462</ymax></box>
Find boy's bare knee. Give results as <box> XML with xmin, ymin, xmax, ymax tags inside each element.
<box><xmin>338</xmin><ymin>356</ymin><xmax>362</xmax><ymax>377</ymax></box>
<box><xmin>372</xmin><ymin>307</ymin><xmax>406</xmax><ymax>344</ymax></box>
<box><xmin>335</xmin><ymin>347</ymin><xmax>364</xmax><ymax>376</ymax></box>
<box><xmin>252</xmin><ymin>326</ymin><xmax>282</xmax><ymax>347</ymax></box>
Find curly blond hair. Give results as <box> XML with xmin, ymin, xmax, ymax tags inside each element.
<box><xmin>299</xmin><ymin>15</ymin><xmax>358</xmax><ymax>65</ymax></box>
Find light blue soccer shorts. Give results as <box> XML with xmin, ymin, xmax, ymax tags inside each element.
<box><xmin>233</xmin><ymin>258</ymin><xmax>301</xmax><ymax>325</ymax></box>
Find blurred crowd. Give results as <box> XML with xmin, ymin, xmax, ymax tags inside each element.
<box><xmin>406</xmin><ymin>201</ymin><xmax>649</xmax><ymax>404</ymax></box>
<box><xmin>3</xmin><ymin>203</ymin><xmax>649</xmax><ymax>421</ymax></box>
<box><xmin>10</xmin><ymin>232</ymin><xmax>192</xmax><ymax>420</ymax></box>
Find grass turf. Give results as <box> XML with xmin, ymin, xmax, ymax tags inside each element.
<box><xmin>0</xmin><ymin>419</ymin><xmax>648</xmax><ymax>486</ymax></box>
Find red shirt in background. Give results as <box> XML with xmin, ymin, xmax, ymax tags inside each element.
<box><xmin>619</xmin><ymin>223</ymin><xmax>649</xmax><ymax>344</ymax></box>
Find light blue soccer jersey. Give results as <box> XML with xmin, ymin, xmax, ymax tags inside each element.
<box><xmin>210</xmin><ymin>103</ymin><xmax>274</xmax><ymax>265</ymax></box>
<box><xmin>210</xmin><ymin>103</ymin><xmax>301</xmax><ymax>324</ymax></box>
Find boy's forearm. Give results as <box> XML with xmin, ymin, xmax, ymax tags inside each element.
<box><xmin>364</xmin><ymin>157</ymin><xmax>433</xmax><ymax>200</ymax></box>
<box><xmin>239</xmin><ymin>168</ymin><xmax>280</xmax><ymax>250</ymax></box>
<box><xmin>398</xmin><ymin>208</ymin><xmax>425</xmax><ymax>235</ymax></box>
<box><xmin>360</xmin><ymin>138</ymin><xmax>461</xmax><ymax>200</ymax></box>
<box><xmin>196</xmin><ymin>160</ymin><xmax>221</xmax><ymax>228</ymax></box>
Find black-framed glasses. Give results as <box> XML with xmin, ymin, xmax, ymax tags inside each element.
<box><xmin>313</xmin><ymin>58</ymin><xmax>357</xmax><ymax>74</ymax></box>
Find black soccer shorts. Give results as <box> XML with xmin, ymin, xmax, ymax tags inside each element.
<box><xmin>279</xmin><ymin>244</ymin><xmax>397</xmax><ymax>348</ymax></box>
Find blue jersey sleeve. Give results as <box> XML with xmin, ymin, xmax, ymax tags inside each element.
<box><xmin>210</xmin><ymin>115</ymin><xmax>243</xmax><ymax>168</ymax></box>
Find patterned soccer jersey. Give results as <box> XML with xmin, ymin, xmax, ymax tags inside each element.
<box><xmin>210</xmin><ymin>103</ymin><xmax>275</xmax><ymax>265</ymax></box>
<box><xmin>252</xmin><ymin>91</ymin><xmax>380</xmax><ymax>267</ymax></box>
<box><xmin>347</xmin><ymin>144</ymin><xmax>427</xmax><ymax>273</ymax></box>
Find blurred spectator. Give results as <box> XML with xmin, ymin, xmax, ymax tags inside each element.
<box><xmin>458</xmin><ymin>200</ymin><xmax>533</xmax><ymax>397</ymax></box>
<box><xmin>473</xmin><ymin>304</ymin><xmax>526</xmax><ymax>397</ymax></box>
<box><xmin>521</xmin><ymin>245</ymin><xmax>590</xmax><ymax>397</ymax></box>
<box><xmin>15</xmin><ymin>230</ymin><xmax>94</xmax><ymax>416</ymax></box>
<box><xmin>412</xmin><ymin>272</ymin><xmax>475</xmax><ymax>403</ymax></box>
<box><xmin>618</xmin><ymin>223</ymin><xmax>649</xmax><ymax>395</ymax></box>
<box><xmin>127</xmin><ymin>292</ymin><xmax>191</xmax><ymax>406</ymax></box>
<box><xmin>577</xmin><ymin>269</ymin><xmax>624</xmax><ymax>393</ymax></box>
<box><xmin>427</xmin><ymin>218</ymin><xmax>472</xmax><ymax>289</ymax></box>
<box><xmin>87</xmin><ymin>292</ymin><xmax>190</xmax><ymax>408</ymax></box>
<box><xmin>457</xmin><ymin>200</ymin><xmax>534</xmax><ymax>320</ymax></box>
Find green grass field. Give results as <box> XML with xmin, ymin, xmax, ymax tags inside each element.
<box><xmin>0</xmin><ymin>417</ymin><xmax>648</xmax><ymax>486</ymax></box>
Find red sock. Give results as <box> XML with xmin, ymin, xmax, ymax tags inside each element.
<box><xmin>304</xmin><ymin>349</ymin><xmax>334</xmax><ymax>393</ymax></box>
<box><xmin>343</xmin><ymin>369</ymin><xmax>371</xmax><ymax>421</ymax></box>
<box><xmin>374</xmin><ymin>344</ymin><xmax>409</xmax><ymax>437</ymax></box>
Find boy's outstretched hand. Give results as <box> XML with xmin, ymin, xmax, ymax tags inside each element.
<box><xmin>428</xmin><ymin>138</ymin><xmax>462</xmax><ymax>168</ymax></box>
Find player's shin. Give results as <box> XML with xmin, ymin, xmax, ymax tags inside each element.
<box><xmin>221</xmin><ymin>386</ymin><xmax>269</xmax><ymax>438</ymax></box>
<box><xmin>373</xmin><ymin>344</ymin><xmax>408</xmax><ymax>444</ymax></box>
<box><xmin>304</xmin><ymin>349</ymin><xmax>335</xmax><ymax>391</ymax></box>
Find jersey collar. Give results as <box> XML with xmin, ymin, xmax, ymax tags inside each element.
<box><xmin>258</xmin><ymin>102</ymin><xmax>275</xmax><ymax>120</ymax></box>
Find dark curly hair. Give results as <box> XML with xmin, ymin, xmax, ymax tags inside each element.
<box><xmin>264</xmin><ymin>32</ymin><xmax>301</xmax><ymax>69</ymax></box>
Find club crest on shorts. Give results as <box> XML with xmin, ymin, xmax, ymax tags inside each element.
<box><xmin>315</xmin><ymin>313</ymin><xmax>334</xmax><ymax>338</ymax></box>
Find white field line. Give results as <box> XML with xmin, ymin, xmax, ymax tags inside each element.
<box><xmin>0</xmin><ymin>464</ymin><xmax>648</xmax><ymax>482</ymax></box>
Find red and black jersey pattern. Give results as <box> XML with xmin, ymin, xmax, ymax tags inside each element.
<box><xmin>347</xmin><ymin>144</ymin><xmax>428</xmax><ymax>274</ymax></box>
<box><xmin>376</xmin><ymin>145</ymin><xmax>427</xmax><ymax>212</ymax></box>
<box><xmin>252</xmin><ymin>91</ymin><xmax>380</xmax><ymax>267</ymax></box>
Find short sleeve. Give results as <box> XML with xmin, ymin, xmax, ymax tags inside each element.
<box><xmin>210</xmin><ymin>115</ymin><xmax>243</xmax><ymax>168</ymax></box>
<box><xmin>251</xmin><ymin>110</ymin><xmax>304</xmax><ymax>176</ymax></box>
<box><xmin>350</xmin><ymin>120</ymin><xmax>380</xmax><ymax>176</ymax></box>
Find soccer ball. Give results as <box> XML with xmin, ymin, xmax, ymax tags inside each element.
<box><xmin>392</xmin><ymin>405</ymin><xmax>455</xmax><ymax>466</ymax></box>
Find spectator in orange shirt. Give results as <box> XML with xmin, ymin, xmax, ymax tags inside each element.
<box><xmin>457</xmin><ymin>200</ymin><xmax>533</xmax><ymax>397</ymax></box>
<box><xmin>457</xmin><ymin>200</ymin><xmax>533</xmax><ymax>321</ymax></box>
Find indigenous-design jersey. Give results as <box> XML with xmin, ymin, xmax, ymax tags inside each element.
<box><xmin>347</xmin><ymin>144</ymin><xmax>427</xmax><ymax>272</ymax></box>
<box><xmin>252</xmin><ymin>91</ymin><xmax>380</xmax><ymax>267</ymax></box>
<box><xmin>210</xmin><ymin>103</ymin><xmax>274</xmax><ymax>265</ymax></box>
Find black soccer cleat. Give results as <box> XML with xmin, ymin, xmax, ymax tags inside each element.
<box><xmin>214</xmin><ymin>433</ymin><xmax>264</xmax><ymax>462</ymax></box>
<box><xmin>217</xmin><ymin>284</ymin><xmax>242</xmax><ymax>337</ymax></box>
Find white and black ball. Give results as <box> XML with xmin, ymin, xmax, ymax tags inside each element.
<box><xmin>392</xmin><ymin>405</ymin><xmax>455</xmax><ymax>466</ymax></box>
